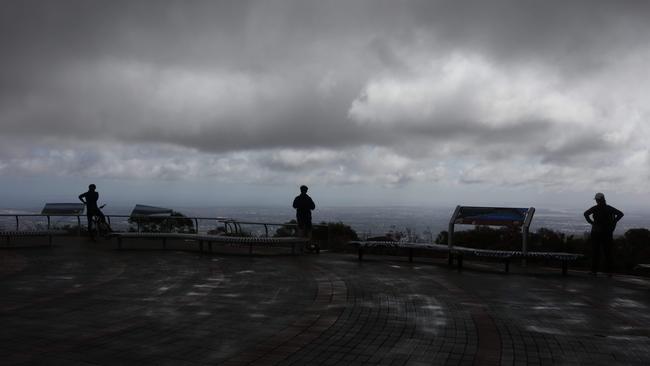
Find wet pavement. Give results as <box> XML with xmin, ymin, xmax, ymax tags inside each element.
<box><xmin>1</xmin><ymin>237</ymin><xmax>649</xmax><ymax>365</ymax></box>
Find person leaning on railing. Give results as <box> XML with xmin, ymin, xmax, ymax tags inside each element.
<box><xmin>292</xmin><ymin>185</ymin><xmax>315</xmax><ymax>239</ymax></box>
<box><xmin>78</xmin><ymin>184</ymin><xmax>108</xmax><ymax>238</ymax></box>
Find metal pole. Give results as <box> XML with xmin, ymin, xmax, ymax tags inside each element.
<box><xmin>522</xmin><ymin>227</ymin><xmax>529</xmax><ymax>256</ymax></box>
<box><xmin>522</xmin><ymin>207</ymin><xmax>536</xmax><ymax>267</ymax></box>
<box><xmin>447</xmin><ymin>222</ymin><xmax>454</xmax><ymax>248</ymax></box>
<box><xmin>47</xmin><ymin>216</ymin><xmax>51</xmax><ymax>229</ymax></box>
<box><xmin>264</xmin><ymin>224</ymin><xmax>269</xmax><ymax>237</ymax></box>
<box><xmin>327</xmin><ymin>224</ymin><xmax>332</xmax><ymax>250</ymax></box>
<box><xmin>448</xmin><ymin>206</ymin><xmax>461</xmax><ymax>250</ymax></box>
<box><xmin>15</xmin><ymin>215</ymin><xmax>19</xmax><ymax>231</ymax></box>
<box><xmin>194</xmin><ymin>218</ymin><xmax>199</xmax><ymax>234</ymax></box>
<box><xmin>77</xmin><ymin>216</ymin><xmax>81</xmax><ymax>236</ymax></box>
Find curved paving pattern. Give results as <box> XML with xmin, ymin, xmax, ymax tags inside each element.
<box><xmin>1</xmin><ymin>239</ymin><xmax>649</xmax><ymax>365</ymax></box>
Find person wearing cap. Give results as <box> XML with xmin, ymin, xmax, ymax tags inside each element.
<box><xmin>292</xmin><ymin>185</ymin><xmax>316</xmax><ymax>239</ymax></box>
<box><xmin>584</xmin><ymin>193</ymin><xmax>624</xmax><ymax>276</ymax></box>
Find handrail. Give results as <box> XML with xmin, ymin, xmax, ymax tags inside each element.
<box><xmin>0</xmin><ymin>214</ymin><xmax>329</xmax><ymax>238</ymax></box>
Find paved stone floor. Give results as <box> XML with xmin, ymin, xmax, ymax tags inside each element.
<box><xmin>1</xmin><ymin>238</ymin><xmax>649</xmax><ymax>366</ymax></box>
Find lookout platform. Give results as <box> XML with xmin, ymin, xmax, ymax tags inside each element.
<box><xmin>1</xmin><ymin>237</ymin><xmax>649</xmax><ymax>365</ymax></box>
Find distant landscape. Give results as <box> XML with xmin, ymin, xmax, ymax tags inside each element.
<box><xmin>2</xmin><ymin>205</ymin><xmax>648</xmax><ymax>238</ymax></box>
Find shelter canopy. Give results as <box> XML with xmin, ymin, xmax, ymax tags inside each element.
<box><xmin>130</xmin><ymin>204</ymin><xmax>173</xmax><ymax>217</ymax></box>
<box><xmin>41</xmin><ymin>203</ymin><xmax>85</xmax><ymax>215</ymax></box>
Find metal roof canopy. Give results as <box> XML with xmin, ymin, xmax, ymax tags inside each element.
<box><xmin>130</xmin><ymin>204</ymin><xmax>174</xmax><ymax>217</ymax></box>
<box><xmin>41</xmin><ymin>203</ymin><xmax>86</xmax><ymax>215</ymax></box>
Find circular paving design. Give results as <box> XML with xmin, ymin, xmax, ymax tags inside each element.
<box><xmin>1</xmin><ymin>239</ymin><xmax>650</xmax><ymax>365</ymax></box>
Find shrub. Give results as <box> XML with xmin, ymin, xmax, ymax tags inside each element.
<box><xmin>315</xmin><ymin>222</ymin><xmax>358</xmax><ymax>251</ymax></box>
<box><xmin>449</xmin><ymin>226</ymin><xmax>522</xmax><ymax>250</ymax></box>
<box><xmin>273</xmin><ymin>221</ymin><xmax>358</xmax><ymax>251</ymax></box>
<box><xmin>435</xmin><ymin>231</ymin><xmax>448</xmax><ymax>245</ymax></box>
<box><xmin>128</xmin><ymin>211</ymin><xmax>195</xmax><ymax>233</ymax></box>
<box><xmin>273</xmin><ymin>220</ymin><xmax>298</xmax><ymax>237</ymax></box>
<box><xmin>617</xmin><ymin>229</ymin><xmax>650</xmax><ymax>270</ymax></box>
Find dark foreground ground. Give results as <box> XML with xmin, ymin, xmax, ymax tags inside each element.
<box><xmin>1</xmin><ymin>238</ymin><xmax>649</xmax><ymax>366</ymax></box>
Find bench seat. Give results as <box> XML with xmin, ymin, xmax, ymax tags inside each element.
<box><xmin>349</xmin><ymin>240</ymin><xmax>583</xmax><ymax>275</ymax></box>
<box><xmin>349</xmin><ymin>241</ymin><xmax>450</xmax><ymax>261</ymax></box>
<box><xmin>110</xmin><ymin>232</ymin><xmax>311</xmax><ymax>254</ymax></box>
<box><xmin>1</xmin><ymin>230</ymin><xmax>68</xmax><ymax>247</ymax></box>
<box><xmin>450</xmin><ymin>247</ymin><xmax>583</xmax><ymax>275</ymax></box>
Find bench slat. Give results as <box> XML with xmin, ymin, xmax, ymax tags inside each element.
<box><xmin>348</xmin><ymin>240</ymin><xmax>583</xmax><ymax>275</ymax></box>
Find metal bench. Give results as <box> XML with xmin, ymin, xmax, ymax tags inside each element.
<box><xmin>350</xmin><ymin>241</ymin><xmax>583</xmax><ymax>275</ymax></box>
<box><xmin>0</xmin><ymin>230</ymin><xmax>68</xmax><ymax>247</ymax></box>
<box><xmin>513</xmin><ymin>251</ymin><xmax>583</xmax><ymax>275</ymax></box>
<box><xmin>349</xmin><ymin>241</ymin><xmax>450</xmax><ymax>262</ymax></box>
<box><xmin>450</xmin><ymin>246</ymin><xmax>516</xmax><ymax>272</ymax></box>
<box><xmin>350</xmin><ymin>205</ymin><xmax>584</xmax><ymax>275</ymax></box>
<box><xmin>447</xmin><ymin>206</ymin><xmax>583</xmax><ymax>275</ymax></box>
<box><xmin>110</xmin><ymin>232</ymin><xmax>311</xmax><ymax>255</ymax></box>
<box><xmin>450</xmin><ymin>247</ymin><xmax>583</xmax><ymax>275</ymax></box>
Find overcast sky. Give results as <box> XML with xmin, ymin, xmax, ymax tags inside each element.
<box><xmin>1</xmin><ymin>0</ymin><xmax>649</xmax><ymax>209</ymax></box>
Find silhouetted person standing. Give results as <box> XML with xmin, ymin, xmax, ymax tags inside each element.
<box><xmin>584</xmin><ymin>192</ymin><xmax>623</xmax><ymax>276</ymax></box>
<box><xmin>79</xmin><ymin>184</ymin><xmax>106</xmax><ymax>237</ymax></box>
<box><xmin>293</xmin><ymin>185</ymin><xmax>315</xmax><ymax>238</ymax></box>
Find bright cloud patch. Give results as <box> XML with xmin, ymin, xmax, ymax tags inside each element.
<box><xmin>2</xmin><ymin>0</ymin><xmax>650</xmax><ymax>204</ymax></box>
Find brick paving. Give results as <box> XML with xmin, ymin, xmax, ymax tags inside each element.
<box><xmin>1</xmin><ymin>238</ymin><xmax>649</xmax><ymax>365</ymax></box>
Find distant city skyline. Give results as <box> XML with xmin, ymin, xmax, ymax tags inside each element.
<box><xmin>1</xmin><ymin>1</ymin><xmax>649</xmax><ymax>209</ymax></box>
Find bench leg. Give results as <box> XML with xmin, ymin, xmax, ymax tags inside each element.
<box><xmin>358</xmin><ymin>248</ymin><xmax>363</xmax><ymax>261</ymax></box>
<box><xmin>408</xmin><ymin>248</ymin><xmax>413</xmax><ymax>263</ymax></box>
<box><xmin>562</xmin><ymin>260</ymin><xmax>568</xmax><ymax>276</ymax></box>
<box><xmin>505</xmin><ymin>260</ymin><xmax>510</xmax><ymax>273</ymax></box>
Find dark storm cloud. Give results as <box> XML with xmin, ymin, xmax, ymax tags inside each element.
<box><xmin>1</xmin><ymin>0</ymin><xmax>649</xmax><ymax>189</ymax></box>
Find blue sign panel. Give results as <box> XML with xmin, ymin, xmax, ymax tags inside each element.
<box><xmin>454</xmin><ymin>207</ymin><xmax>529</xmax><ymax>226</ymax></box>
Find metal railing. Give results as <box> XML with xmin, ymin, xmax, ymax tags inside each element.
<box><xmin>0</xmin><ymin>214</ymin><xmax>331</xmax><ymax>246</ymax></box>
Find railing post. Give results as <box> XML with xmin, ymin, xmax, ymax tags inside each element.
<box><xmin>327</xmin><ymin>224</ymin><xmax>332</xmax><ymax>250</ymax></box>
<box><xmin>447</xmin><ymin>222</ymin><xmax>454</xmax><ymax>250</ymax></box>
<box><xmin>194</xmin><ymin>218</ymin><xmax>199</xmax><ymax>234</ymax></box>
<box><xmin>77</xmin><ymin>215</ymin><xmax>81</xmax><ymax>236</ymax></box>
<box><xmin>448</xmin><ymin>205</ymin><xmax>461</xmax><ymax>251</ymax></box>
<box><xmin>522</xmin><ymin>207</ymin><xmax>535</xmax><ymax>267</ymax></box>
<box><xmin>15</xmin><ymin>215</ymin><xmax>19</xmax><ymax>231</ymax></box>
<box><xmin>47</xmin><ymin>216</ymin><xmax>51</xmax><ymax>229</ymax></box>
<box><xmin>264</xmin><ymin>224</ymin><xmax>269</xmax><ymax>237</ymax></box>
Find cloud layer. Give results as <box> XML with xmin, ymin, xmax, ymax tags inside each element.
<box><xmin>1</xmin><ymin>0</ymin><xmax>649</xmax><ymax>198</ymax></box>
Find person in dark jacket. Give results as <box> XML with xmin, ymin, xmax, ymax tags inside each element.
<box><xmin>78</xmin><ymin>184</ymin><xmax>108</xmax><ymax>237</ymax></box>
<box><xmin>584</xmin><ymin>192</ymin><xmax>624</xmax><ymax>276</ymax></box>
<box><xmin>293</xmin><ymin>185</ymin><xmax>316</xmax><ymax>238</ymax></box>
